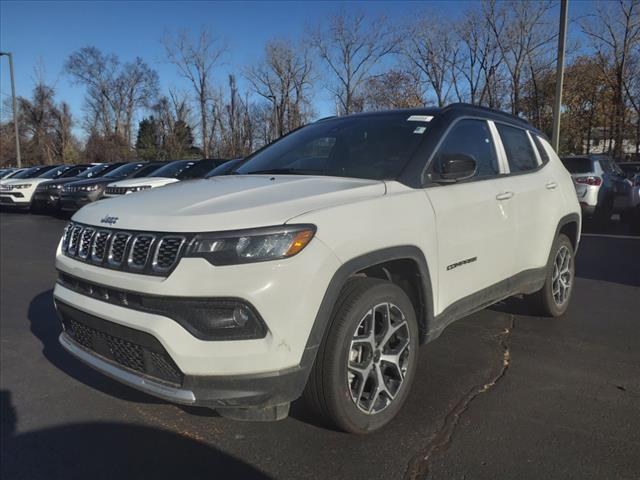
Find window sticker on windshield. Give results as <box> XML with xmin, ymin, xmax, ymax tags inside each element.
<box><xmin>413</xmin><ymin>126</ymin><xmax>427</xmax><ymax>134</ymax></box>
<box><xmin>407</xmin><ymin>115</ymin><xmax>433</xmax><ymax>122</ymax></box>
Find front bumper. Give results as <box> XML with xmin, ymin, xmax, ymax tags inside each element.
<box><xmin>60</xmin><ymin>191</ymin><xmax>103</xmax><ymax>211</ymax></box>
<box><xmin>54</xmin><ymin>235</ymin><xmax>341</xmax><ymax>411</ymax></box>
<box><xmin>56</xmin><ymin>301</ymin><xmax>308</xmax><ymax>411</ymax></box>
<box><xmin>32</xmin><ymin>191</ymin><xmax>61</xmax><ymax>209</ymax></box>
<box><xmin>0</xmin><ymin>192</ymin><xmax>30</xmax><ymax>208</ymax></box>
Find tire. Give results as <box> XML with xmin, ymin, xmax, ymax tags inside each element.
<box><xmin>303</xmin><ymin>277</ymin><xmax>419</xmax><ymax>434</ymax></box>
<box><xmin>525</xmin><ymin>233</ymin><xmax>575</xmax><ymax>317</ymax></box>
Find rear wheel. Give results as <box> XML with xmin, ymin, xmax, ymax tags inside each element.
<box><xmin>303</xmin><ymin>277</ymin><xmax>419</xmax><ymax>434</ymax></box>
<box><xmin>526</xmin><ymin>233</ymin><xmax>575</xmax><ymax>317</ymax></box>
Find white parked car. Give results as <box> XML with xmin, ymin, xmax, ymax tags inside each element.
<box><xmin>54</xmin><ymin>105</ymin><xmax>580</xmax><ymax>433</ymax></box>
<box><xmin>0</xmin><ymin>164</ymin><xmax>90</xmax><ymax>209</ymax></box>
<box><xmin>103</xmin><ymin>159</ymin><xmax>224</xmax><ymax>198</ymax></box>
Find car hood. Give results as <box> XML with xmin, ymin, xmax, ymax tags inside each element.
<box><xmin>73</xmin><ymin>175</ymin><xmax>386</xmax><ymax>231</ymax></box>
<box><xmin>1</xmin><ymin>178</ymin><xmax>49</xmax><ymax>188</ymax></box>
<box><xmin>107</xmin><ymin>177</ymin><xmax>179</xmax><ymax>188</ymax></box>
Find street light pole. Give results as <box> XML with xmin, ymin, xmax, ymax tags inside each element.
<box><xmin>551</xmin><ymin>0</ymin><xmax>569</xmax><ymax>153</ymax></box>
<box><xmin>0</xmin><ymin>51</ymin><xmax>22</xmax><ymax>168</ymax></box>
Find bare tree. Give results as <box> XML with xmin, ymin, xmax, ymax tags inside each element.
<box><xmin>363</xmin><ymin>70</ymin><xmax>423</xmax><ymax>110</ymax></box>
<box><xmin>246</xmin><ymin>39</ymin><xmax>313</xmax><ymax>138</ymax></box>
<box><xmin>582</xmin><ymin>0</ymin><xmax>640</xmax><ymax>158</ymax></box>
<box><xmin>163</xmin><ymin>28</ymin><xmax>226</xmax><ymax>158</ymax></box>
<box><xmin>485</xmin><ymin>0</ymin><xmax>556</xmax><ymax>116</ymax></box>
<box><xmin>310</xmin><ymin>10</ymin><xmax>398</xmax><ymax>115</ymax></box>
<box><xmin>453</xmin><ymin>5</ymin><xmax>503</xmax><ymax>106</ymax></box>
<box><xmin>402</xmin><ymin>15</ymin><xmax>458</xmax><ymax>107</ymax></box>
<box><xmin>65</xmin><ymin>47</ymin><xmax>158</xmax><ymax>144</ymax></box>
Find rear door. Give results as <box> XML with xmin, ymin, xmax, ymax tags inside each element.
<box><xmin>424</xmin><ymin>118</ymin><xmax>516</xmax><ymax>314</ymax></box>
<box><xmin>494</xmin><ymin>124</ymin><xmax>562</xmax><ymax>273</ymax></box>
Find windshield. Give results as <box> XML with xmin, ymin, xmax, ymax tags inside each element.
<box><xmin>77</xmin><ymin>163</ymin><xmax>110</xmax><ymax>178</ymax></box>
<box><xmin>235</xmin><ymin>113</ymin><xmax>433</xmax><ymax>180</ymax></box>
<box><xmin>207</xmin><ymin>159</ymin><xmax>242</xmax><ymax>177</ymax></box>
<box><xmin>11</xmin><ymin>166</ymin><xmax>52</xmax><ymax>179</ymax></box>
<box><xmin>103</xmin><ymin>162</ymin><xmax>146</xmax><ymax>179</ymax></box>
<box><xmin>131</xmin><ymin>163</ymin><xmax>166</xmax><ymax>178</ymax></box>
<box><xmin>39</xmin><ymin>165</ymin><xmax>72</xmax><ymax>179</ymax></box>
<box><xmin>150</xmin><ymin>160</ymin><xmax>192</xmax><ymax>178</ymax></box>
<box><xmin>561</xmin><ymin>157</ymin><xmax>593</xmax><ymax>174</ymax></box>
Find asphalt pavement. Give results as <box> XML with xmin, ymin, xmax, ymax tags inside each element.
<box><xmin>1</xmin><ymin>212</ymin><xmax>638</xmax><ymax>480</ymax></box>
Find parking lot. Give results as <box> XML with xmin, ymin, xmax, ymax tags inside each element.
<box><xmin>0</xmin><ymin>211</ymin><xmax>639</xmax><ymax>479</ymax></box>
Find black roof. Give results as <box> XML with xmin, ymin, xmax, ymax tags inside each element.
<box><xmin>317</xmin><ymin>103</ymin><xmax>541</xmax><ymax>136</ymax></box>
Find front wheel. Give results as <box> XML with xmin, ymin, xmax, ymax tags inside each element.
<box><xmin>303</xmin><ymin>278</ymin><xmax>419</xmax><ymax>434</ymax></box>
<box><xmin>526</xmin><ymin>233</ymin><xmax>575</xmax><ymax>317</ymax></box>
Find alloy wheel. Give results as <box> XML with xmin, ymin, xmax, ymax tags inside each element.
<box><xmin>552</xmin><ymin>245</ymin><xmax>572</xmax><ymax>306</ymax></box>
<box><xmin>347</xmin><ymin>302</ymin><xmax>411</xmax><ymax>414</ymax></box>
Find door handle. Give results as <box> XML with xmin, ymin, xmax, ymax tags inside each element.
<box><xmin>546</xmin><ymin>181</ymin><xmax>558</xmax><ymax>190</ymax></box>
<box><xmin>496</xmin><ymin>191</ymin><xmax>514</xmax><ymax>201</ymax></box>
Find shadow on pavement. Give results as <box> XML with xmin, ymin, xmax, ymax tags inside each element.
<box><xmin>28</xmin><ymin>289</ymin><xmax>161</xmax><ymax>405</ymax></box>
<box><xmin>575</xmin><ymin>236</ymin><xmax>640</xmax><ymax>287</ymax></box>
<box><xmin>0</xmin><ymin>390</ymin><xmax>269</xmax><ymax>480</ymax></box>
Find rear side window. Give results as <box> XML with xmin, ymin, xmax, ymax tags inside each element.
<box><xmin>532</xmin><ymin>135</ymin><xmax>550</xmax><ymax>164</ymax></box>
<box><xmin>433</xmin><ymin>119</ymin><xmax>500</xmax><ymax>178</ymax></box>
<box><xmin>497</xmin><ymin>124</ymin><xmax>538</xmax><ymax>173</ymax></box>
<box><xmin>561</xmin><ymin>157</ymin><xmax>593</xmax><ymax>174</ymax></box>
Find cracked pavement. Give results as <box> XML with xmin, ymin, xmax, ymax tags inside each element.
<box><xmin>1</xmin><ymin>213</ymin><xmax>639</xmax><ymax>480</ymax></box>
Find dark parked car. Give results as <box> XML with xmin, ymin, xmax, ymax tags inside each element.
<box><xmin>32</xmin><ymin>163</ymin><xmax>127</xmax><ymax>212</ymax></box>
<box><xmin>206</xmin><ymin>158</ymin><xmax>244</xmax><ymax>176</ymax></box>
<box><xmin>618</xmin><ymin>161</ymin><xmax>640</xmax><ymax>177</ymax></box>
<box><xmin>59</xmin><ymin>161</ymin><xmax>167</xmax><ymax>213</ymax></box>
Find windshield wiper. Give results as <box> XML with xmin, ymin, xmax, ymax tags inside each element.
<box><xmin>243</xmin><ymin>168</ymin><xmax>323</xmax><ymax>175</ymax></box>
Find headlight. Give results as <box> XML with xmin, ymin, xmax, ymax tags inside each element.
<box><xmin>185</xmin><ymin>224</ymin><xmax>316</xmax><ymax>265</ymax></box>
<box><xmin>12</xmin><ymin>183</ymin><xmax>32</xmax><ymax>189</ymax></box>
<box><xmin>80</xmin><ymin>184</ymin><xmax>101</xmax><ymax>191</ymax></box>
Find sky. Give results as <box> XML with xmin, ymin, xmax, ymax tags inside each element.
<box><xmin>0</xmin><ymin>0</ymin><xmax>598</xmax><ymax>137</ymax></box>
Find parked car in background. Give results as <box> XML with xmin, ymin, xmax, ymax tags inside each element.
<box><xmin>103</xmin><ymin>159</ymin><xmax>221</xmax><ymax>198</ymax></box>
<box><xmin>618</xmin><ymin>161</ymin><xmax>640</xmax><ymax>178</ymax></box>
<box><xmin>32</xmin><ymin>162</ymin><xmax>126</xmax><ymax>212</ymax></box>
<box><xmin>206</xmin><ymin>158</ymin><xmax>244</xmax><ymax>176</ymax></box>
<box><xmin>55</xmin><ymin>105</ymin><xmax>580</xmax><ymax>433</ymax></box>
<box><xmin>1</xmin><ymin>164</ymin><xmax>94</xmax><ymax>210</ymax></box>
<box><xmin>0</xmin><ymin>168</ymin><xmax>18</xmax><ymax>179</ymax></box>
<box><xmin>59</xmin><ymin>161</ymin><xmax>167</xmax><ymax>213</ymax></box>
<box><xmin>561</xmin><ymin>155</ymin><xmax>630</xmax><ymax>223</ymax></box>
<box><xmin>0</xmin><ymin>165</ymin><xmax>57</xmax><ymax>187</ymax></box>
<box><xmin>0</xmin><ymin>165</ymin><xmax>62</xmax><ymax>209</ymax></box>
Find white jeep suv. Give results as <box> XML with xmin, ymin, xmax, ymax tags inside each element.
<box><xmin>54</xmin><ymin>105</ymin><xmax>580</xmax><ymax>433</ymax></box>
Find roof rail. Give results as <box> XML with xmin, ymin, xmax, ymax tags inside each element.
<box><xmin>444</xmin><ymin>103</ymin><xmax>532</xmax><ymax>127</ymax></box>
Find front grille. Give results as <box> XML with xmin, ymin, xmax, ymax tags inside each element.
<box><xmin>59</xmin><ymin>301</ymin><xmax>183</xmax><ymax>386</ymax></box>
<box><xmin>91</xmin><ymin>231</ymin><xmax>110</xmax><ymax>262</ymax></box>
<box><xmin>108</xmin><ymin>232</ymin><xmax>131</xmax><ymax>266</ymax></box>
<box><xmin>68</xmin><ymin>225</ymin><xmax>83</xmax><ymax>255</ymax></box>
<box><xmin>154</xmin><ymin>237</ymin><xmax>186</xmax><ymax>271</ymax></box>
<box><xmin>105</xmin><ymin>186</ymin><xmax>127</xmax><ymax>195</ymax></box>
<box><xmin>128</xmin><ymin>235</ymin><xmax>155</xmax><ymax>269</ymax></box>
<box><xmin>61</xmin><ymin>222</ymin><xmax>191</xmax><ymax>276</ymax></box>
<box><xmin>78</xmin><ymin>228</ymin><xmax>95</xmax><ymax>259</ymax></box>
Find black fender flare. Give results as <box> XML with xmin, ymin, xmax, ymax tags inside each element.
<box><xmin>297</xmin><ymin>246</ymin><xmax>435</xmax><ymax>376</ymax></box>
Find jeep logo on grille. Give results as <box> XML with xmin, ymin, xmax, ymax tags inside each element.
<box><xmin>100</xmin><ymin>215</ymin><xmax>119</xmax><ymax>225</ymax></box>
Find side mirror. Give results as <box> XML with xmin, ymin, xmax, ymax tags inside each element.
<box><xmin>437</xmin><ymin>153</ymin><xmax>477</xmax><ymax>182</ymax></box>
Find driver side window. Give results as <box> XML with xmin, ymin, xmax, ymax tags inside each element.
<box><xmin>433</xmin><ymin>119</ymin><xmax>499</xmax><ymax>179</ymax></box>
